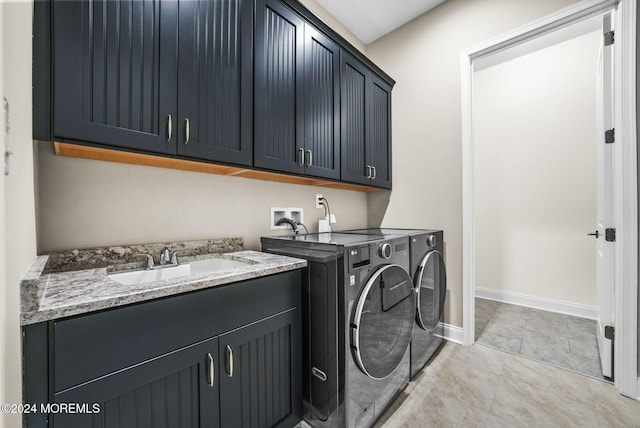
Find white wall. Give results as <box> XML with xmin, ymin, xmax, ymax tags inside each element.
<box><xmin>1</xmin><ymin>1</ymin><xmax>37</xmax><ymax>427</ymax></box>
<box><xmin>0</xmin><ymin>2</ymin><xmax>6</xmax><ymax>426</ymax></box>
<box><xmin>474</xmin><ymin>31</ymin><xmax>601</xmax><ymax>306</ymax></box>
<box><xmin>366</xmin><ymin>0</ymin><xmax>581</xmax><ymax>326</ymax></box>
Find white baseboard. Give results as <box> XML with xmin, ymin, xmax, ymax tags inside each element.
<box><xmin>436</xmin><ymin>322</ymin><xmax>463</xmax><ymax>345</ymax></box>
<box><xmin>475</xmin><ymin>287</ymin><xmax>597</xmax><ymax>320</ymax></box>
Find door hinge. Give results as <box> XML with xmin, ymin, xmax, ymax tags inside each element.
<box><xmin>605</xmin><ymin>228</ymin><xmax>616</xmax><ymax>242</ymax></box>
<box><xmin>605</xmin><ymin>129</ymin><xmax>615</xmax><ymax>144</ymax></box>
<box><xmin>604</xmin><ymin>31</ymin><xmax>614</xmax><ymax>46</ymax></box>
<box><xmin>604</xmin><ymin>325</ymin><xmax>615</xmax><ymax>340</ymax></box>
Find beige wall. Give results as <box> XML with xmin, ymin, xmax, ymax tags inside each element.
<box><xmin>474</xmin><ymin>31</ymin><xmax>600</xmax><ymax>305</ymax></box>
<box><xmin>299</xmin><ymin>0</ymin><xmax>367</xmax><ymax>54</ymax></box>
<box><xmin>36</xmin><ymin>143</ymin><xmax>367</xmax><ymax>252</ymax></box>
<box><xmin>366</xmin><ymin>0</ymin><xmax>581</xmax><ymax>326</ymax></box>
<box><xmin>2</xmin><ymin>2</ymin><xmax>37</xmax><ymax>427</ymax></box>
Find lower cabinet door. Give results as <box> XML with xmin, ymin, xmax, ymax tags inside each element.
<box><xmin>52</xmin><ymin>337</ymin><xmax>220</xmax><ymax>428</ymax></box>
<box><xmin>219</xmin><ymin>308</ymin><xmax>302</xmax><ymax>428</ymax></box>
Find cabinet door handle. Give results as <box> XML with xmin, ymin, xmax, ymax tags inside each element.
<box><xmin>225</xmin><ymin>345</ymin><xmax>234</xmax><ymax>377</ymax></box>
<box><xmin>372</xmin><ymin>166</ymin><xmax>377</xmax><ymax>180</ymax></box>
<box><xmin>366</xmin><ymin>165</ymin><xmax>372</xmax><ymax>179</ymax></box>
<box><xmin>306</xmin><ymin>150</ymin><xmax>312</xmax><ymax>167</ymax></box>
<box><xmin>298</xmin><ymin>148</ymin><xmax>304</xmax><ymax>166</ymax></box>
<box><xmin>184</xmin><ymin>118</ymin><xmax>190</xmax><ymax>144</ymax></box>
<box><xmin>167</xmin><ymin>115</ymin><xmax>173</xmax><ymax>141</ymax></box>
<box><xmin>207</xmin><ymin>353</ymin><xmax>215</xmax><ymax>387</ymax></box>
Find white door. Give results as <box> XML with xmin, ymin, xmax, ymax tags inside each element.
<box><xmin>594</xmin><ymin>13</ymin><xmax>614</xmax><ymax>379</ymax></box>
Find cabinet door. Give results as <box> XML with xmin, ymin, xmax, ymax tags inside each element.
<box><xmin>367</xmin><ymin>75</ymin><xmax>392</xmax><ymax>188</ymax></box>
<box><xmin>340</xmin><ymin>54</ymin><xmax>369</xmax><ymax>185</ymax></box>
<box><xmin>53</xmin><ymin>0</ymin><xmax>178</xmax><ymax>154</ymax></box>
<box><xmin>254</xmin><ymin>0</ymin><xmax>305</xmax><ymax>174</ymax></box>
<box><xmin>219</xmin><ymin>308</ymin><xmax>302</xmax><ymax>428</ymax></box>
<box><xmin>52</xmin><ymin>337</ymin><xmax>220</xmax><ymax>428</ymax></box>
<box><xmin>303</xmin><ymin>24</ymin><xmax>340</xmax><ymax>180</ymax></box>
<box><xmin>341</xmin><ymin>54</ymin><xmax>393</xmax><ymax>189</ymax></box>
<box><xmin>177</xmin><ymin>0</ymin><xmax>253</xmax><ymax>165</ymax></box>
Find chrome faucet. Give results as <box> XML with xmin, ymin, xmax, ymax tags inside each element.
<box><xmin>160</xmin><ymin>247</ymin><xmax>171</xmax><ymax>265</ymax></box>
<box><xmin>170</xmin><ymin>249</ymin><xmax>184</xmax><ymax>265</ymax></box>
<box><xmin>132</xmin><ymin>248</ymin><xmax>183</xmax><ymax>271</ymax></box>
<box><xmin>132</xmin><ymin>253</ymin><xmax>155</xmax><ymax>270</ymax></box>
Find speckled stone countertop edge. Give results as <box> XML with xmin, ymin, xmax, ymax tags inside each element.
<box><xmin>20</xmin><ymin>250</ymin><xmax>306</xmax><ymax>326</ymax></box>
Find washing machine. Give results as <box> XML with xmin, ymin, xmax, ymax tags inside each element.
<box><xmin>342</xmin><ymin>229</ymin><xmax>447</xmax><ymax>378</ymax></box>
<box><xmin>261</xmin><ymin>232</ymin><xmax>414</xmax><ymax>427</ymax></box>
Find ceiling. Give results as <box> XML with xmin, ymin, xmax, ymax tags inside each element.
<box><xmin>314</xmin><ymin>0</ymin><xmax>447</xmax><ymax>45</ymax></box>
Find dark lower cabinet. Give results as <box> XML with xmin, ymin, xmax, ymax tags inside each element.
<box><xmin>23</xmin><ymin>270</ymin><xmax>302</xmax><ymax>428</ymax></box>
<box><xmin>219</xmin><ymin>310</ymin><xmax>301</xmax><ymax>427</ymax></box>
<box><xmin>53</xmin><ymin>337</ymin><xmax>220</xmax><ymax>428</ymax></box>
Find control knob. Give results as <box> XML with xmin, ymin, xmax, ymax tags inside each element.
<box><xmin>427</xmin><ymin>235</ymin><xmax>437</xmax><ymax>247</ymax></box>
<box><xmin>379</xmin><ymin>243</ymin><xmax>392</xmax><ymax>259</ymax></box>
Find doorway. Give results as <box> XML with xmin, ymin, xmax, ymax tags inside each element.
<box><xmin>472</xmin><ymin>28</ymin><xmax>605</xmax><ymax>380</ymax></box>
<box><xmin>460</xmin><ymin>0</ymin><xmax>637</xmax><ymax>398</ymax></box>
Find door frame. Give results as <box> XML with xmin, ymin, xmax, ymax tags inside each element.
<box><xmin>460</xmin><ymin>0</ymin><xmax>638</xmax><ymax>399</ymax></box>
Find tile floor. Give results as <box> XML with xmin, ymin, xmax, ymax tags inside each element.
<box><xmin>376</xmin><ymin>342</ymin><xmax>640</xmax><ymax>427</ymax></box>
<box><xmin>475</xmin><ymin>298</ymin><xmax>604</xmax><ymax>380</ymax></box>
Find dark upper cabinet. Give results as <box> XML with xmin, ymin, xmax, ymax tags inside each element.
<box><xmin>254</xmin><ymin>0</ymin><xmax>304</xmax><ymax>174</ymax></box>
<box><xmin>53</xmin><ymin>0</ymin><xmax>253</xmax><ymax>165</ymax></box>
<box><xmin>54</xmin><ymin>0</ymin><xmax>178</xmax><ymax>154</ymax></box>
<box><xmin>42</xmin><ymin>0</ymin><xmax>393</xmax><ymax>188</ymax></box>
<box><xmin>340</xmin><ymin>55</ymin><xmax>367</xmax><ymax>185</ymax></box>
<box><xmin>254</xmin><ymin>0</ymin><xmax>340</xmax><ymax>180</ymax></box>
<box><xmin>302</xmin><ymin>25</ymin><xmax>341</xmax><ymax>180</ymax></box>
<box><xmin>340</xmin><ymin>53</ymin><xmax>392</xmax><ymax>189</ymax></box>
<box><xmin>177</xmin><ymin>0</ymin><xmax>253</xmax><ymax>165</ymax></box>
<box><xmin>367</xmin><ymin>73</ymin><xmax>393</xmax><ymax>187</ymax></box>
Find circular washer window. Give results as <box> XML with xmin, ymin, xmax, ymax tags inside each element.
<box><xmin>415</xmin><ymin>250</ymin><xmax>447</xmax><ymax>331</ymax></box>
<box><xmin>351</xmin><ymin>264</ymin><xmax>414</xmax><ymax>379</ymax></box>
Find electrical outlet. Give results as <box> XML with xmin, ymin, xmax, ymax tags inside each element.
<box><xmin>315</xmin><ymin>194</ymin><xmax>324</xmax><ymax>208</ymax></box>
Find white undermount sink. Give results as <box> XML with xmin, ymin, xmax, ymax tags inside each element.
<box><xmin>108</xmin><ymin>257</ymin><xmax>251</xmax><ymax>286</ymax></box>
<box><xmin>188</xmin><ymin>258</ymin><xmax>251</xmax><ymax>275</ymax></box>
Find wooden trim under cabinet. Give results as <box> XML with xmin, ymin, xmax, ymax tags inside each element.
<box><xmin>54</xmin><ymin>142</ymin><xmax>382</xmax><ymax>192</ymax></box>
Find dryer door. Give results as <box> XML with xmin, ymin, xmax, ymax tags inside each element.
<box><xmin>351</xmin><ymin>264</ymin><xmax>414</xmax><ymax>380</ymax></box>
<box><xmin>415</xmin><ymin>250</ymin><xmax>447</xmax><ymax>331</ymax></box>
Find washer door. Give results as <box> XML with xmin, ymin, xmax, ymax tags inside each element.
<box><xmin>415</xmin><ymin>250</ymin><xmax>447</xmax><ymax>331</ymax></box>
<box><xmin>351</xmin><ymin>264</ymin><xmax>414</xmax><ymax>380</ymax></box>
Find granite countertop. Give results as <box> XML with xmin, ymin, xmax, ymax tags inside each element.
<box><xmin>21</xmin><ymin>247</ymin><xmax>306</xmax><ymax>326</ymax></box>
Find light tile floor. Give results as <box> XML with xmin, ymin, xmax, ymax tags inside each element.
<box><xmin>376</xmin><ymin>343</ymin><xmax>640</xmax><ymax>427</ymax></box>
<box><xmin>475</xmin><ymin>298</ymin><xmax>604</xmax><ymax>380</ymax></box>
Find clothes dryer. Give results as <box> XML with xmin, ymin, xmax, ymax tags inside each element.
<box><xmin>261</xmin><ymin>233</ymin><xmax>414</xmax><ymax>427</ymax></box>
<box><xmin>342</xmin><ymin>229</ymin><xmax>447</xmax><ymax>378</ymax></box>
